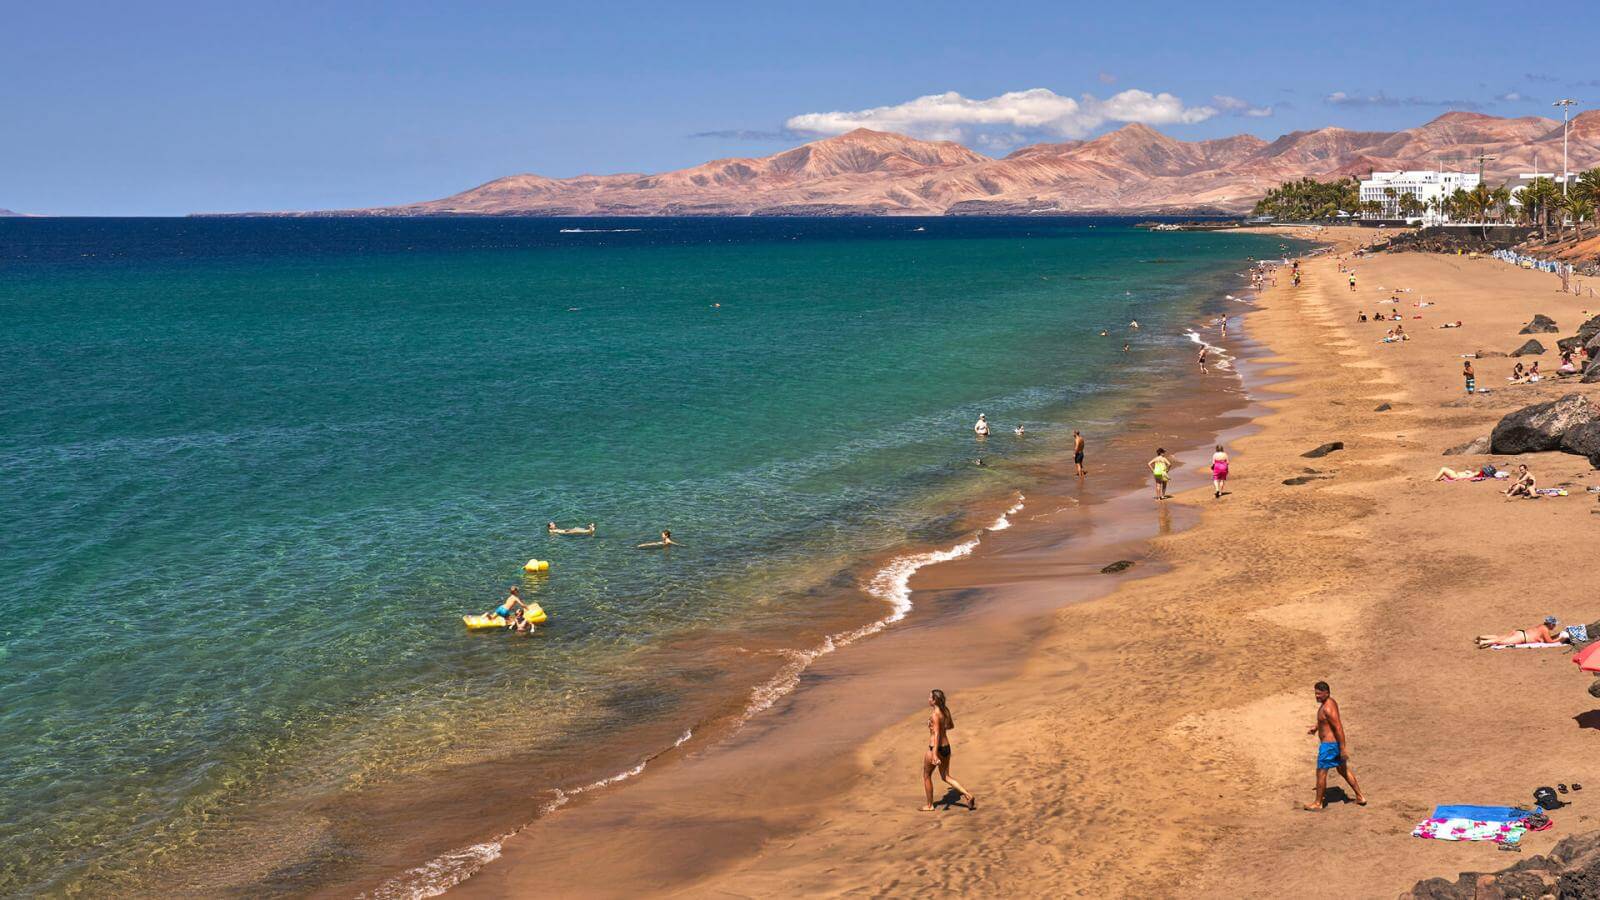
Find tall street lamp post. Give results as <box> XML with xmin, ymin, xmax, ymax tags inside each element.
<box><xmin>1553</xmin><ymin>98</ymin><xmax>1577</xmax><ymax>196</ymax></box>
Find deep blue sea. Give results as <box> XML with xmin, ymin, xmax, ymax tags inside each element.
<box><xmin>0</xmin><ymin>216</ymin><xmax>1290</xmax><ymax>894</ymax></box>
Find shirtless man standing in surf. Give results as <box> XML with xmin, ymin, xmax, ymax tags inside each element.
<box><xmin>1306</xmin><ymin>681</ymin><xmax>1366</xmax><ymax>810</ymax></box>
<box><xmin>1073</xmin><ymin>430</ymin><xmax>1086</xmax><ymax>477</ymax></box>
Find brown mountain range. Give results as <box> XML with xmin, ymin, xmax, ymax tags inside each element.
<box><xmin>310</xmin><ymin>111</ymin><xmax>1600</xmax><ymax>217</ymax></box>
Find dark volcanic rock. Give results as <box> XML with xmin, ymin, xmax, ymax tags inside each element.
<box><xmin>1443</xmin><ymin>435</ymin><xmax>1492</xmax><ymax>456</ymax></box>
<box><xmin>1585</xmin><ymin>361</ymin><xmax>1600</xmax><ymax>384</ymax></box>
<box><xmin>1475</xmin><ymin>349</ymin><xmax>1508</xmax><ymax>358</ymax></box>
<box><xmin>1510</xmin><ymin>339</ymin><xmax>1546</xmax><ymax>357</ymax></box>
<box><xmin>1100</xmin><ymin>560</ymin><xmax>1135</xmax><ymax>574</ymax></box>
<box><xmin>1402</xmin><ymin>830</ymin><xmax>1600</xmax><ymax>899</ymax></box>
<box><xmin>1520</xmin><ymin>313</ymin><xmax>1559</xmax><ymax>334</ymax></box>
<box><xmin>1301</xmin><ymin>441</ymin><xmax>1344</xmax><ymax>458</ymax></box>
<box><xmin>1490</xmin><ymin>393</ymin><xmax>1600</xmax><ymax>454</ymax></box>
<box><xmin>1579</xmin><ymin>313</ymin><xmax>1600</xmax><ymax>344</ymax></box>
<box><xmin>1374</xmin><ymin>402</ymin><xmax>1393</xmax><ymax>411</ymax></box>
<box><xmin>1559</xmin><ymin>335</ymin><xmax>1588</xmax><ymax>353</ymax></box>
<box><xmin>1562</xmin><ymin>422</ymin><xmax>1600</xmax><ymax>467</ymax></box>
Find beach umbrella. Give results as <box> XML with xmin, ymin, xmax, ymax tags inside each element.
<box><xmin>1572</xmin><ymin>643</ymin><xmax>1600</xmax><ymax>673</ymax></box>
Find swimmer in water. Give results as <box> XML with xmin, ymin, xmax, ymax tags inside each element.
<box><xmin>1129</xmin><ymin>320</ymin><xmax>1140</xmax><ymax>329</ymax></box>
<box><xmin>638</xmin><ymin>529</ymin><xmax>681</xmax><ymax>549</ymax></box>
<box><xmin>548</xmin><ymin>522</ymin><xmax>596</xmax><ymax>535</ymax></box>
<box><xmin>1122</xmin><ymin>343</ymin><xmax>1130</xmax><ymax>352</ymax></box>
<box><xmin>974</xmin><ymin>414</ymin><xmax>990</xmax><ymax>437</ymax></box>
<box><xmin>1014</xmin><ymin>424</ymin><xmax>1025</xmax><ymax>436</ymax></box>
<box><xmin>1197</xmin><ymin>347</ymin><xmax>1209</xmax><ymax>374</ymax></box>
<box><xmin>1099</xmin><ymin>330</ymin><xmax>1109</xmax><ymax>337</ymax></box>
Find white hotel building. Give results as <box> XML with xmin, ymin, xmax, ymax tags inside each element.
<box><xmin>1359</xmin><ymin>170</ymin><xmax>1480</xmax><ymax>220</ymax></box>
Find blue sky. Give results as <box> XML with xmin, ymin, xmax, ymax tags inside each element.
<box><xmin>4</xmin><ymin>0</ymin><xmax>1596</xmax><ymax>215</ymax></box>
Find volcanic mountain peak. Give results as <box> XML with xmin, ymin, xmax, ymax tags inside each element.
<box><xmin>761</xmin><ymin>128</ymin><xmax>989</xmax><ymax>177</ymax></box>
<box><xmin>1407</xmin><ymin>110</ymin><xmax>1558</xmax><ymax>147</ymax></box>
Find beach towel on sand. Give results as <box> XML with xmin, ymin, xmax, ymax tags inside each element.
<box><xmin>1413</xmin><ymin>817</ymin><xmax>1527</xmax><ymax>844</ymax></box>
<box><xmin>1430</xmin><ymin>805</ymin><xmax>1531</xmax><ymax>822</ymax></box>
<box><xmin>1490</xmin><ymin>642</ymin><xmax>1567</xmax><ymax>650</ymax></box>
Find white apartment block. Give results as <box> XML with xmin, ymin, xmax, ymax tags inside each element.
<box><xmin>1359</xmin><ymin>170</ymin><xmax>1481</xmax><ymax>217</ymax></box>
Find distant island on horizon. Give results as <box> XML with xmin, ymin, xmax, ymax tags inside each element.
<box><xmin>202</xmin><ymin>110</ymin><xmax>1600</xmax><ymax>219</ymax></box>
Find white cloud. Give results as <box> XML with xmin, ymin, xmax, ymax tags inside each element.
<box><xmin>1212</xmin><ymin>95</ymin><xmax>1275</xmax><ymax>117</ymax></box>
<box><xmin>784</xmin><ymin>88</ymin><xmax>1222</xmax><ymax>142</ymax></box>
<box><xmin>1326</xmin><ymin>90</ymin><xmax>1486</xmax><ymax>110</ymax></box>
<box><xmin>1098</xmin><ymin>72</ymin><xmax>1118</xmax><ymax>85</ymax></box>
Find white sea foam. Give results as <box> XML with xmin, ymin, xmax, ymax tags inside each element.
<box><xmin>1184</xmin><ymin>329</ymin><xmax>1234</xmax><ymax>371</ymax></box>
<box><xmin>558</xmin><ymin>228</ymin><xmax>643</xmax><ymax>233</ymax></box>
<box><xmin>360</xmin><ymin>841</ymin><xmax>503</xmax><ymax>900</ymax></box>
<box><xmin>987</xmin><ymin>494</ymin><xmax>1026</xmax><ymax>531</ymax></box>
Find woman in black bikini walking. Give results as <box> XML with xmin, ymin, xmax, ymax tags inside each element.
<box><xmin>920</xmin><ymin>689</ymin><xmax>976</xmax><ymax>811</ymax></box>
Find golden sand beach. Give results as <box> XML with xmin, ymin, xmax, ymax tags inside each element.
<box><xmin>447</xmin><ymin>228</ymin><xmax>1600</xmax><ymax>899</ymax></box>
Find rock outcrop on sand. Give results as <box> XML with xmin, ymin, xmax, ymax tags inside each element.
<box><xmin>1578</xmin><ymin>315</ymin><xmax>1600</xmax><ymax>345</ymax></box>
<box><xmin>1302</xmin><ymin>441</ymin><xmax>1345</xmax><ymax>458</ymax></box>
<box><xmin>250</xmin><ymin>110</ymin><xmax>1600</xmax><ymax>218</ymax></box>
<box><xmin>1403</xmin><ymin>830</ymin><xmax>1600</xmax><ymax>899</ymax></box>
<box><xmin>1443</xmin><ymin>435</ymin><xmax>1492</xmax><ymax>456</ymax></box>
<box><xmin>1563</xmin><ymin>422</ymin><xmax>1600</xmax><ymax>466</ymax></box>
<box><xmin>1511</xmin><ymin>339</ymin><xmax>1546</xmax><ymax>357</ymax></box>
<box><xmin>1520</xmin><ymin>314</ymin><xmax>1559</xmax><ymax>334</ymax></box>
<box><xmin>1489</xmin><ymin>394</ymin><xmax>1600</xmax><ymax>455</ymax></box>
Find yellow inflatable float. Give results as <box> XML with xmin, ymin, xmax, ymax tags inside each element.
<box><xmin>523</xmin><ymin>558</ymin><xmax>550</xmax><ymax>573</ymax></box>
<box><xmin>462</xmin><ymin>602</ymin><xmax>548</xmax><ymax>630</ymax></box>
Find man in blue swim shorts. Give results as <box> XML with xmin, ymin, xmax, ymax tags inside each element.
<box><xmin>1305</xmin><ymin>680</ymin><xmax>1366</xmax><ymax>811</ymax></box>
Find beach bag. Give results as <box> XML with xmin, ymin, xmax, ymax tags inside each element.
<box><xmin>1534</xmin><ymin>786</ymin><xmax>1562</xmax><ymax>810</ymax></box>
<box><xmin>1480</xmin><ymin>465</ymin><xmax>1497</xmax><ymax>477</ymax></box>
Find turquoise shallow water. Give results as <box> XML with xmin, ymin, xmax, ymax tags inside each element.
<box><xmin>0</xmin><ymin>217</ymin><xmax>1289</xmax><ymax>893</ymax></box>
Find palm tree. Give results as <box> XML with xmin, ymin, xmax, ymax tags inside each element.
<box><xmin>1398</xmin><ymin>191</ymin><xmax>1424</xmax><ymax>220</ymax></box>
<box><xmin>1383</xmin><ymin>187</ymin><xmax>1398</xmax><ymax>218</ymax></box>
<box><xmin>1490</xmin><ymin>185</ymin><xmax>1513</xmax><ymax>225</ymax></box>
<box><xmin>1576</xmin><ymin>169</ymin><xmax>1600</xmax><ymax>219</ymax></box>
<box><xmin>1516</xmin><ymin>178</ymin><xmax>1558</xmax><ymax>239</ymax></box>
<box><xmin>1568</xmin><ymin>196</ymin><xmax>1595</xmax><ymax>240</ymax></box>
<box><xmin>1551</xmin><ymin>191</ymin><xmax>1572</xmax><ymax>240</ymax></box>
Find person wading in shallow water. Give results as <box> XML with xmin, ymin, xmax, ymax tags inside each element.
<box><xmin>1305</xmin><ymin>680</ymin><xmax>1366</xmax><ymax>810</ymax></box>
<box><xmin>920</xmin><ymin>689</ymin><xmax>975</xmax><ymax>811</ymax></box>
<box><xmin>1147</xmin><ymin>448</ymin><xmax>1172</xmax><ymax>501</ymax></box>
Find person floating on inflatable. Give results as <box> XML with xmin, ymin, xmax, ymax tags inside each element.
<box><xmin>487</xmin><ymin>585</ymin><xmax>526</xmax><ymax>621</ymax></box>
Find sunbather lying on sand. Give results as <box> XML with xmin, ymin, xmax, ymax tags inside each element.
<box><xmin>1476</xmin><ymin>616</ymin><xmax>1593</xmax><ymax>648</ymax></box>
<box><xmin>1434</xmin><ymin>466</ymin><xmax>1487</xmax><ymax>482</ymax></box>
